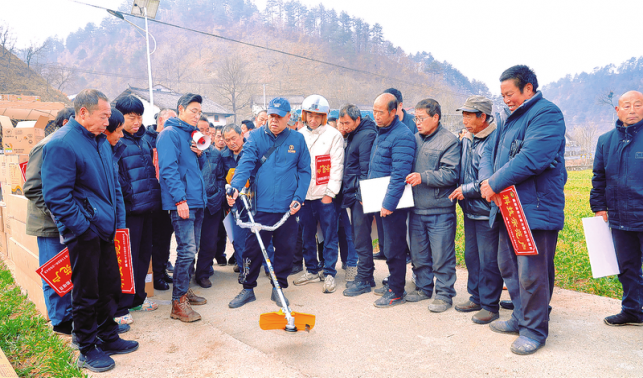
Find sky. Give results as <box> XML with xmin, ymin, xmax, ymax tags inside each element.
<box><xmin>2</xmin><ymin>0</ymin><xmax>643</xmax><ymax>94</ymax></box>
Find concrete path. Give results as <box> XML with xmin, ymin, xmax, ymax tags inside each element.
<box><xmin>86</xmin><ymin>242</ymin><xmax>643</xmax><ymax>378</ymax></box>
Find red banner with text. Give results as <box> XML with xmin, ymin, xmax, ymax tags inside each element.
<box><xmin>115</xmin><ymin>229</ymin><xmax>135</xmax><ymax>294</ymax></box>
<box><xmin>315</xmin><ymin>154</ymin><xmax>331</xmax><ymax>185</ymax></box>
<box><xmin>498</xmin><ymin>186</ymin><xmax>538</xmax><ymax>256</ymax></box>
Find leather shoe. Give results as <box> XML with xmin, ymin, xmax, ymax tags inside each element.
<box><xmin>229</xmin><ymin>288</ymin><xmax>256</xmax><ymax>308</ymax></box>
<box><xmin>455</xmin><ymin>300</ymin><xmax>482</xmax><ymax>313</ymax></box>
<box><xmin>171</xmin><ymin>294</ymin><xmax>201</xmax><ymax>322</ymax></box>
<box><xmin>196</xmin><ymin>277</ymin><xmax>212</xmax><ymax>288</ymax></box>
<box><xmin>154</xmin><ymin>278</ymin><xmax>169</xmax><ymax>291</ymax></box>
<box><xmin>373</xmin><ymin>251</ymin><xmax>386</xmax><ymax>260</ymax></box>
<box><xmin>500</xmin><ymin>300</ymin><xmax>514</xmax><ymax>310</ymax></box>
<box><xmin>187</xmin><ymin>288</ymin><xmax>207</xmax><ymax>305</ymax></box>
<box><xmin>511</xmin><ymin>336</ymin><xmax>544</xmax><ymax>355</ymax></box>
<box><xmin>472</xmin><ymin>309</ymin><xmax>500</xmax><ymax>324</ymax></box>
<box><xmin>216</xmin><ymin>256</ymin><xmax>228</xmax><ymax>266</ymax></box>
<box><xmin>489</xmin><ymin>320</ymin><xmax>519</xmax><ymax>335</ymax></box>
<box><xmin>162</xmin><ymin>271</ymin><xmax>173</xmax><ymax>283</ymax></box>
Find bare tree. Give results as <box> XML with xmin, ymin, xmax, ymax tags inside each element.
<box><xmin>39</xmin><ymin>64</ymin><xmax>76</xmax><ymax>92</ymax></box>
<box><xmin>596</xmin><ymin>89</ymin><xmax>617</xmax><ymax>124</ymax></box>
<box><xmin>23</xmin><ymin>40</ymin><xmax>49</xmax><ymax>70</ymax></box>
<box><xmin>211</xmin><ymin>55</ymin><xmax>252</xmax><ymax>124</ymax></box>
<box><xmin>572</xmin><ymin>122</ymin><xmax>601</xmax><ymax>165</ymax></box>
<box><xmin>0</xmin><ymin>23</ymin><xmax>17</xmax><ymax>63</ymax></box>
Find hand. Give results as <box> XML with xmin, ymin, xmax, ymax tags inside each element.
<box><xmin>595</xmin><ymin>211</ymin><xmax>608</xmax><ymax>222</ymax></box>
<box><xmin>177</xmin><ymin>201</ymin><xmax>190</xmax><ymax>219</ymax></box>
<box><xmin>227</xmin><ymin>188</ymin><xmax>238</xmax><ymax>207</ymax></box>
<box><xmin>191</xmin><ymin>141</ymin><xmax>202</xmax><ymax>157</ymax></box>
<box><xmin>380</xmin><ymin>207</ymin><xmax>393</xmax><ymax>217</ymax></box>
<box><xmin>406</xmin><ymin>172</ymin><xmax>422</xmax><ymax>187</ymax></box>
<box><xmin>480</xmin><ymin>180</ymin><xmax>496</xmax><ymax>202</ymax></box>
<box><xmin>321</xmin><ymin>195</ymin><xmax>333</xmax><ymax>204</ymax></box>
<box><xmin>290</xmin><ymin>201</ymin><xmax>301</xmax><ymax>215</ymax></box>
<box><xmin>448</xmin><ymin>186</ymin><xmax>464</xmax><ymax>201</ymax></box>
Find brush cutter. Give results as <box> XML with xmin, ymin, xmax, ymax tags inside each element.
<box><xmin>226</xmin><ymin>185</ymin><xmax>315</xmax><ymax>332</ymax></box>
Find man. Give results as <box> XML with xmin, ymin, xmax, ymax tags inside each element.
<box><xmin>293</xmin><ymin>95</ymin><xmax>345</xmax><ymax>293</ymax></box>
<box><xmin>195</xmin><ymin>116</ymin><xmax>225</xmax><ymax>288</ymax></box>
<box><xmin>42</xmin><ymin>89</ymin><xmax>138</xmax><ymax>372</ymax></box>
<box><xmin>449</xmin><ymin>95</ymin><xmax>502</xmax><ymax>324</ymax></box>
<box><xmin>227</xmin><ymin>97</ymin><xmax>311</xmax><ymax>308</ymax></box>
<box><xmin>221</xmin><ymin>124</ymin><xmax>249</xmax><ymax>273</ymax></box>
<box><xmin>480</xmin><ymin>65</ymin><xmax>566</xmax><ymax>355</ymax></box>
<box><xmin>327</xmin><ymin>117</ymin><xmax>338</xmax><ymax>128</ymax></box>
<box><xmin>157</xmin><ymin>93</ymin><xmax>208</xmax><ymax>323</ymax></box>
<box><xmin>254</xmin><ymin>109</ymin><xmax>268</xmax><ymax>129</ymax></box>
<box><xmin>212</xmin><ymin>125</ymin><xmax>227</xmax><ymax>151</ymax></box>
<box><xmin>24</xmin><ymin>107</ymin><xmax>75</xmax><ymax>335</ymax></box>
<box><xmin>241</xmin><ymin>120</ymin><xmax>255</xmax><ymax>138</ymax></box>
<box><xmin>590</xmin><ymin>90</ymin><xmax>643</xmax><ymax>327</ymax></box>
<box><xmin>404</xmin><ymin>99</ymin><xmax>460</xmax><ymax>312</ymax></box>
<box><xmin>384</xmin><ymin>88</ymin><xmax>418</xmax><ymax>134</ymax></box>
<box><xmin>367</xmin><ymin>93</ymin><xmax>416</xmax><ymax>307</ymax></box>
<box><xmin>144</xmin><ymin>108</ymin><xmax>176</xmax><ymax>291</ymax></box>
<box><xmin>338</xmin><ymin>104</ymin><xmax>378</xmax><ymax>297</ymax></box>
<box><xmin>112</xmin><ymin>95</ymin><xmax>161</xmax><ymax>324</ymax></box>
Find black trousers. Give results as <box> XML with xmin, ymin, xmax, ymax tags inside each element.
<box><xmin>292</xmin><ymin>220</ymin><xmax>304</xmax><ymax>265</ymax></box>
<box><xmin>350</xmin><ymin>201</ymin><xmax>374</xmax><ymax>282</ymax></box>
<box><xmin>116</xmin><ymin>212</ymin><xmax>154</xmax><ymax>316</ymax></box>
<box><xmin>375</xmin><ymin>209</ymin><xmax>408</xmax><ymax>296</ymax></box>
<box><xmin>241</xmin><ymin>212</ymin><xmax>297</xmax><ymax>290</ymax></box>
<box><xmin>152</xmin><ymin>209</ymin><xmax>174</xmax><ymax>279</ymax></box>
<box><xmin>67</xmin><ymin>229</ymin><xmax>120</xmax><ymax>354</ymax></box>
<box><xmin>196</xmin><ymin>208</ymin><xmax>222</xmax><ymax>280</ymax></box>
<box><xmin>215</xmin><ymin>215</ymin><xmax>227</xmax><ymax>259</ymax></box>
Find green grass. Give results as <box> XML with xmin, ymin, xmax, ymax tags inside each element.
<box><xmin>0</xmin><ymin>261</ymin><xmax>86</xmax><ymax>377</ymax></box>
<box><xmin>454</xmin><ymin>170</ymin><xmax>622</xmax><ymax>300</ymax></box>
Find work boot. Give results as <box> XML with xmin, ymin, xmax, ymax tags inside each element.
<box><xmin>345</xmin><ymin>266</ymin><xmax>357</xmax><ymax>284</ymax></box>
<box><xmin>154</xmin><ymin>278</ymin><xmax>169</xmax><ymax>291</ymax></box>
<box><xmin>374</xmin><ymin>284</ymin><xmax>389</xmax><ymax>296</ymax></box>
<box><xmin>405</xmin><ymin>289</ymin><xmax>431</xmax><ymax>302</ymax></box>
<box><xmin>187</xmin><ymin>288</ymin><xmax>207</xmax><ymax>305</ymax></box>
<box><xmin>343</xmin><ymin>280</ymin><xmax>373</xmax><ymax>297</ymax></box>
<box><xmin>374</xmin><ymin>289</ymin><xmax>406</xmax><ymax>308</ymax></box>
<box><xmin>500</xmin><ymin>300</ymin><xmax>514</xmax><ymax>310</ymax></box>
<box><xmin>229</xmin><ymin>289</ymin><xmax>256</xmax><ymax>308</ymax></box>
<box><xmin>455</xmin><ymin>300</ymin><xmax>482</xmax><ymax>313</ymax></box>
<box><xmin>196</xmin><ymin>277</ymin><xmax>212</xmax><ymax>288</ymax></box>
<box><xmin>293</xmin><ymin>271</ymin><xmax>323</xmax><ymax>286</ymax></box>
<box><xmin>511</xmin><ymin>336</ymin><xmax>545</xmax><ymax>355</ymax></box>
<box><xmin>77</xmin><ymin>345</ymin><xmax>115</xmax><ymax>372</ymax></box>
<box><xmin>270</xmin><ymin>288</ymin><xmax>290</xmax><ymax>307</ymax></box>
<box><xmin>489</xmin><ymin>320</ymin><xmax>519</xmax><ymax>335</ymax></box>
<box><xmin>604</xmin><ymin>312</ymin><xmax>643</xmax><ymax>326</ymax></box>
<box><xmin>472</xmin><ymin>309</ymin><xmax>500</xmax><ymax>324</ymax></box>
<box><xmin>171</xmin><ymin>294</ymin><xmax>202</xmax><ymax>322</ymax></box>
<box><xmin>97</xmin><ymin>338</ymin><xmax>139</xmax><ymax>355</ymax></box>
<box><xmin>428</xmin><ymin>299</ymin><xmax>452</xmax><ymax>313</ymax></box>
<box><xmin>322</xmin><ymin>275</ymin><xmax>337</xmax><ymax>293</ymax></box>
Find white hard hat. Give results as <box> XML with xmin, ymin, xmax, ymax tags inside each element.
<box><xmin>301</xmin><ymin>95</ymin><xmax>330</xmax><ymax>114</ymax></box>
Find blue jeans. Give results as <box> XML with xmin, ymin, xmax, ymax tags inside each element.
<box><xmin>37</xmin><ymin>237</ymin><xmax>73</xmax><ymax>326</ymax></box>
<box><xmin>301</xmin><ymin>199</ymin><xmax>339</xmax><ymax>277</ymax></box>
<box><xmin>611</xmin><ymin>229</ymin><xmax>643</xmax><ymax>321</ymax></box>
<box><xmin>170</xmin><ymin>208</ymin><xmax>204</xmax><ymax>300</ymax></box>
<box><xmin>337</xmin><ymin>205</ymin><xmax>358</xmax><ymax>267</ymax></box>
<box><xmin>498</xmin><ymin>221</ymin><xmax>558</xmax><ymax>344</ymax></box>
<box><xmin>409</xmin><ymin>212</ymin><xmax>457</xmax><ymax>302</ymax></box>
<box><xmin>463</xmin><ymin>216</ymin><xmax>502</xmax><ymax>312</ymax></box>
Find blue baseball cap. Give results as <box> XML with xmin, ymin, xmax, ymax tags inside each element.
<box><xmin>267</xmin><ymin>97</ymin><xmax>291</xmax><ymax>117</ymax></box>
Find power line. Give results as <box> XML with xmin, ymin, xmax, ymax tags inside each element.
<box><xmin>68</xmin><ymin>0</ymin><xmax>471</xmax><ymax>98</ymax></box>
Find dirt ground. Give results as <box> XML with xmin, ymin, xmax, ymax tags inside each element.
<box><xmin>59</xmin><ymin>240</ymin><xmax>643</xmax><ymax>378</ymax></box>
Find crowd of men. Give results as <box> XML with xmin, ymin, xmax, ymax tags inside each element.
<box><xmin>24</xmin><ymin>64</ymin><xmax>643</xmax><ymax>373</ymax></box>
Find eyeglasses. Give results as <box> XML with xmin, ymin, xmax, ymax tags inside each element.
<box><xmin>413</xmin><ymin>116</ymin><xmax>429</xmax><ymax>124</ymax></box>
<box><xmin>187</xmin><ymin>108</ymin><xmax>202</xmax><ymax>117</ymax></box>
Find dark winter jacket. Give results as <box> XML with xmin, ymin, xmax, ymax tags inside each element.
<box><xmin>143</xmin><ymin>125</ymin><xmax>159</xmax><ymax>149</ymax></box>
<box><xmin>401</xmin><ymin>109</ymin><xmax>418</xmax><ymax>135</ymax></box>
<box><xmin>24</xmin><ymin>129</ymin><xmax>61</xmax><ymax>237</ymax></box>
<box><xmin>457</xmin><ymin>123</ymin><xmax>497</xmax><ymax>220</ymax></box>
<box><xmin>341</xmin><ymin>117</ymin><xmax>377</xmax><ymax>208</ymax></box>
<box><xmin>590</xmin><ymin>118</ymin><xmax>643</xmax><ymax>231</ymax></box>
<box><xmin>118</xmin><ymin>126</ymin><xmax>161</xmax><ymax>214</ymax></box>
<box><xmin>201</xmin><ymin>145</ymin><xmax>226</xmax><ymax>215</ymax></box>
<box><xmin>411</xmin><ymin>123</ymin><xmax>460</xmax><ymax>215</ymax></box>
<box><xmin>479</xmin><ymin>91</ymin><xmax>567</xmax><ymax>231</ymax></box>
<box><xmin>231</xmin><ymin>127</ymin><xmax>311</xmax><ymax>213</ymax></box>
<box><xmin>367</xmin><ymin>115</ymin><xmax>416</xmax><ymax>211</ymax></box>
<box><xmin>157</xmin><ymin>117</ymin><xmax>206</xmax><ymax>210</ymax></box>
<box><xmin>42</xmin><ymin>117</ymin><xmax>126</xmax><ymax>243</ymax></box>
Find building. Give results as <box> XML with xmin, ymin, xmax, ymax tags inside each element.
<box><xmin>113</xmin><ymin>85</ymin><xmax>234</xmax><ymax>126</ymax></box>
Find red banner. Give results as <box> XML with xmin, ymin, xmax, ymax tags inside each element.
<box><xmin>315</xmin><ymin>154</ymin><xmax>331</xmax><ymax>185</ymax></box>
<box><xmin>36</xmin><ymin>229</ymin><xmax>135</xmax><ymax>296</ymax></box>
<box><xmin>153</xmin><ymin>148</ymin><xmax>159</xmax><ymax>180</ymax></box>
<box><xmin>19</xmin><ymin>161</ymin><xmax>28</xmax><ymax>182</ymax></box>
<box><xmin>36</xmin><ymin>248</ymin><xmax>73</xmax><ymax>297</ymax></box>
<box><xmin>498</xmin><ymin>186</ymin><xmax>538</xmax><ymax>256</ymax></box>
<box><xmin>115</xmin><ymin>229</ymin><xmax>135</xmax><ymax>294</ymax></box>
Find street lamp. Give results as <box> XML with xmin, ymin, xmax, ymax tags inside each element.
<box><xmin>107</xmin><ymin>0</ymin><xmax>160</xmax><ymax>109</ymax></box>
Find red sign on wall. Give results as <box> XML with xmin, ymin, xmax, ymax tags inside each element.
<box><xmin>315</xmin><ymin>154</ymin><xmax>331</xmax><ymax>185</ymax></box>
<box><xmin>498</xmin><ymin>186</ymin><xmax>538</xmax><ymax>256</ymax></box>
<box><xmin>36</xmin><ymin>229</ymin><xmax>135</xmax><ymax>296</ymax></box>
<box><xmin>19</xmin><ymin>161</ymin><xmax>28</xmax><ymax>182</ymax></box>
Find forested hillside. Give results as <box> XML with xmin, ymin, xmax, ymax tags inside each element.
<box><xmin>33</xmin><ymin>0</ymin><xmax>487</xmax><ymax>121</ymax></box>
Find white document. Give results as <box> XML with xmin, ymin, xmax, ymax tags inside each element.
<box><xmin>359</xmin><ymin>176</ymin><xmax>415</xmax><ymax>214</ymax></box>
<box><xmin>223</xmin><ymin>212</ymin><xmax>235</xmax><ymax>243</ymax></box>
<box><xmin>582</xmin><ymin>216</ymin><xmax>620</xmax><ymax>278</ymax></box>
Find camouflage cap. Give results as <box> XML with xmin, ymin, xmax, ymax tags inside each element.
<box><xmin>456</xmin><ymin>95</ymin><xmax>493</xmax><ymax>115</ymax></box>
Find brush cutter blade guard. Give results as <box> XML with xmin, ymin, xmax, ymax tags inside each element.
<box><xmin>260</xmin><ymin>309</ymin><xmax>316</xmax><ymax>332</ymax></box>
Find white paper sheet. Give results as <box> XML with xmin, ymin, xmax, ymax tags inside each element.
<box><xmin>359</xmin><ymin>176</ymin><xmax>415</xmax><ymax>214</ymax></box>
<box><xmin>582</xmin><ymin>216</ymin><xmax>620</xmax><ymax>278</ymax></box>
<box><xmin>223</xmin><ymin>212</ymin><xmax>235</xmax><ymax>243</ymax></box>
